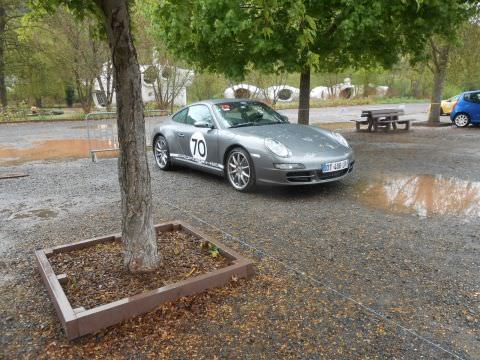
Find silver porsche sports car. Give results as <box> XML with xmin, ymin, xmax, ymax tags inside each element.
<box><xmin>151</xmin><ymin>99</ymin><xmax>355</xmax><ymax>191</ymax></box>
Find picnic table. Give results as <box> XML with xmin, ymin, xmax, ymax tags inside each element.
<box><xmin>353</xmin><ymin>108</ymin><xmax>413</xmax><ymax>132</ymax></box>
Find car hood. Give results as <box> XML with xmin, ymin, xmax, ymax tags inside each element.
<box><xmin>228</xmin><ymin>123</ymin><xmax>345</xmax><ymax>155</ymax></box>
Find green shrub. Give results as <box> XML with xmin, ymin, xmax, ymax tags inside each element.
<box><xmin>65</xmin><ymin>85</ymin><xmax>75</xmax><ymax>107</ymax></box>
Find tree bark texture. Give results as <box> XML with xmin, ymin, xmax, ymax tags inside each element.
<box><xmin>0</xmin><ymin>4</ymin><xmax>8</xmax><ymax>108</ymax></box>
<box><xmin>428</xmin><ymin>41</ymin><xmax>450</xmax><ymax>125</ymax></box>
<box><xmin>298</xmin><ymin>68</ymin><xmax>310</xmax><ymax>125</ymax></box>
<box><xmin>96</xmin><ymin>0</ymin><xmax>159</xmax><ymax>272</ymax></box>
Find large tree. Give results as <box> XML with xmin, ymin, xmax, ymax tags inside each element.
<box><xmin>427</xmin><ymin>38</ymin><xmax>451</xmax><ymax>124</ymax></box>
<box><xmin>448</xmin><ymin>22</ymin><xmax>480</xmax><ymax>92</ymax></box>
<box><xmin>425</xmin><ymin>2</ymin><xmax>479</xmax><ymax>125</ymax></box>
<box><xmin>22</xmin><ymin>7</ymin><xmax>109</xmax><ymax>111</ymax></box>
<box><xmin>34</xmin><ymin>0</ymin><xmax>159</xmax><ymax>272</ymax></box>
<box><xmin>154</xmin><ymin>0</ymin><xmax>473</xmax><ymax>125</ymax></box>
<box><xmin>0</xmin><ymin>0</ymin><xmax>28</xmax><ymax>108</ymax></box>
<box><xmin>133</xmin><ymin>3</ymin><xmax>194</xmax><ymax>112</ymax></box>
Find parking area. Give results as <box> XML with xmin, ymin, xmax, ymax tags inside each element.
<box><xmin>0</xmin><ymin>121</ymin><xmax>479</xmax><ymax>358</ymax></box>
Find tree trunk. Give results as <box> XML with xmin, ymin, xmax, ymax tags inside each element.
<box><xmin>96</xmin><ymin>0</ymin><xmax>159</xmax><ymax>272</ymax></box>
<box><xmin>428</xmin><ymin>42</ymin><xmax>450</xmax><ymax>125</ymax></box>
<box><xmin>363</xmin><ymin>78</ymin><xmax>369</xmax><ymax>98</ymax></box>
<box><xmin>0</xmin><ymin>4</ymin><xmax>8</xmax><ymax>109</ymax></box>
<box><xmin>298</xmin><ymin>68</ymin><xmax>310</xmax><ymax>125</ymax></box>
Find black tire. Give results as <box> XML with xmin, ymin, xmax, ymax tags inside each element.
<box><xmin>453</xmin><ymin>113</ymin><xmax>470</xmax><ymax>128</ymax></box>
<box><xmin>225</xmin><ymin>147</ymin><xmax>256</xmax><ymax>192</ymax></box>
<box><xmin>153</xmin><ymin>135</ymin><xmax>173</xmax><ymax>170</ymax></box>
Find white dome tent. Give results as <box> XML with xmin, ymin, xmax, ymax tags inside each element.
<box><xmin>310</xmin><ymin>86</ymin><xmax>330</xmax><ymax>100</ymax></box>
<box><xmin>266</xmin><ymin>85</ymin><xmax>299</xmax><ymax>103</ymax></box>
<box><xmin>376</xmin><ymin>85</ymin><xmax>389</xmax><ymax>96</ymax></box>
<box><xmin>224</xmin><ymin>84</ymin><xmax>262</xmax><ymax>99</ymax></box>
<box><xmin>310</xmin><ymin>78</ymin><xmax>359</xmax><ymax>100</ymax></box>
<box><xmin>93</xmin><ymin>62</ymin><xmax>194</xmax><ymax>109</ymax></box>
<box><xmin>338</xmin><ymin>78</ymin><xmax>356</xmax><ymax>98</ymax></box>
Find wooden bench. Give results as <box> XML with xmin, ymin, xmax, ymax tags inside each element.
<box><xmin>352</xmin><ymin>109</ymin><xmax>413</xmax><ymax>132</ymax></box>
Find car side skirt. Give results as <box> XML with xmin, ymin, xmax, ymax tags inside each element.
<box><xmin>170</xmin><ymin>154</ymin><xmax>224</xmax><ymax>176</ymax></box>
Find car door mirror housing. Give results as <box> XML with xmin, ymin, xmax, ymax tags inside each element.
<box><xmin>194</xmin><ymin>121</ymin><xmax>214</xmax><ymax>129</ymax></box>
<box><xmin>280</xmin><ymin>114</ymin><xmax>289</xmax><ymax>122</ymax></box>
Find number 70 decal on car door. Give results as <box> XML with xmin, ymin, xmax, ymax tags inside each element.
<box><xmin>190</xmin><ymin>132</ymin><xmax>207</xmax><ymax>161</ymax></box>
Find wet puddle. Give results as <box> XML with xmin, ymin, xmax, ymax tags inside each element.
<box><xmin>12</xmin><ymin>208</ymin><xmax>58</xmax><ymax>220</ymax></box>
<box><xmin>357</xmin><ymin>174</ymin><xmax>480</xmax><ymax>217</ymax></box>
<box><xmin>71</xmin><ymin>124</ymin><xmax>113</xmax><ymax>130</ymax></box>
<box><xmin>0</xmin><ymin>139</ymin><xmax>118</xmax><ymax>165</ymax></box>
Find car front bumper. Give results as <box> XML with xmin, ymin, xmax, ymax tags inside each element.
<box><xmin>254</xmin><ymin>153</ymin><xmax>355</xmax><ymax>186</ymax></box>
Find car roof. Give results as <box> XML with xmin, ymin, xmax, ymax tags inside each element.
<box><xmin>190</xmin><ymin>98</ymin><xmax>263</xmax><ymax>106</ymax></box>
<box><xmin>462</xmin><ymin>90</ymin><xmax>480</xmax><ymax>95</ymax></box>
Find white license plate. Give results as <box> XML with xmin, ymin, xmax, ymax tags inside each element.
<box><xmin>321</xmin><ymin>160</ymin><xmax>349</xmax><ymax>173</ymax></box>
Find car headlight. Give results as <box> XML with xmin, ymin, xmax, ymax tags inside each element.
<box><xmin>265</xmin><ymin>138</ymin><xmax>290</xmax><ymax>157</ymax></box>
<box><xmin>331</xmin><ymin>132</ymin><xmax>350</xmax><ymax>148</ymax></box>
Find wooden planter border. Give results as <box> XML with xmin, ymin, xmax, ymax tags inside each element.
<box><xmin>35</xmin><ymin>221</ymin><xmax>254</xmax><ymax>340</ymax></box>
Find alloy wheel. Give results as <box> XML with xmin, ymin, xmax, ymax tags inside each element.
<box><xmin>154</xmin><ymin>137</ymin><xmax>169</xmax><ymax>169</ymax></box>
<box><xmin>454</xmin><ymin>114</ymin><xmax>470</xmax><ymax>128</ymax></box>
<box><xmin>227</xmin><ymin>151</ymin><xmax>251</xmax><ymax>190</ymax></box>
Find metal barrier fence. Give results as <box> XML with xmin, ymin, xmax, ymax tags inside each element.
<box><xmin>85</xmin><ymin>110</ymin><xmax>169</xmax><ymax>162</ymax></box>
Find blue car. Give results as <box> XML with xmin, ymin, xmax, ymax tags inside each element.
<box><xmin>450</xmin><ymin>90</ymin><xmax>480</xmax><ymax>127</ymax></box>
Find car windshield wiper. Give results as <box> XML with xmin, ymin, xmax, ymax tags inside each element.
<box><xmin>261</xmin><ymin>121</ymin><xmax>284</xmax><ymax>125</ymax></box>
<box><xmin>229</xmin><ymin>122</ymin><xmax>256</xmax><ymax>128</ymax></box>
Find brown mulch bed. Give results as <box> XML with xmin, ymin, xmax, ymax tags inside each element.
<box><xmin>49</xmin><ymin>230</ymin><xmax>230</xmax><ymax>309</ymax></box>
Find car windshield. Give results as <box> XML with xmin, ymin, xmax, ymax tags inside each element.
<box><xmin>213</xmin><ymin>101</ymin><xmax>287</xmax><ymax>128</ymax></box>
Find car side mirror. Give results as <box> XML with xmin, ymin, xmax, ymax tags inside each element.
<box><xmin>280</xmin><ymin>114</ymin><xmax>289</xmax><ymax>122</ymax></box>
<box><xmin>194</xmin><ymin>120</ymin><xmax>214</xmax><ymax>129</ymax></box>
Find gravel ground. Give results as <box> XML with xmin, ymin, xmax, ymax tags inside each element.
<box><xmin>0</xmin><ymin>124</ymin><xmax>479</xmax><ymax>359</ymax></box>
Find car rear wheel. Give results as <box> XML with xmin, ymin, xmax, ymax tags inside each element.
<box><xmin>153</xmin><ymin>135</ymin><xmax>173</xmax><ymax>170</ymax></box>
<box><xmin>454</xmin><ymin>113</ymin><xmax>470</xmax><ymax>128</ymax></box>
<box><xmin>226</xmin><ymin>148</ymin><xmax>256</xmax><ymax>192</ymax></box>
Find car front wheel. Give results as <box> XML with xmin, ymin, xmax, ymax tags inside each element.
<box><xmin>226</xmin><ymin>148</ymin><xmax>256</xmax><ymax>192</ymax></box>
<box><xmin>454</xmin><ymin>113</ymin><xmax>470</xmax><ymax>128</ymax></box>
<box><xmin>153</xmin><ymin>135</ymin><xmax>173</xmax><ymax>170</ymax></box>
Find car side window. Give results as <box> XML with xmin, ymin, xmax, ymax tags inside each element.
<box><xmin>172</xmin><ymin>108</ymin><xmax>188</xmax><ymax>123</ymax></box>
<box><xmin>464</xmin><ymin>92</ymin><xmax>480</xmax><ymax>104</ymax></box>
<box><xmin>472</xmin><ymin>92</ymin><xmax>480</xmax><ymax>104</ymax></box>
<box><xmin>186</xmin><ymin>105</ymin><xmax>214</xmax><ymax>126</ymax></box>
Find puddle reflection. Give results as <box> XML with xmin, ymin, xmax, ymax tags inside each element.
<box><xmin>358</xmin><ymin>174</ymin><xmax>480</xmax><ymax>217</ymax></box>
<box><xmin>0</xmin><ymin>139</ymin><xmax>118</xmax><ymax>165</ymax></box>
<box><xmin>12</xmin><ymin>208</ymin><xmax>57</xmax><ymax>219</ymax></box>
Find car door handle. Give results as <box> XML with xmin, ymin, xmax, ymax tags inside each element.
<box><xmin>176</xmin><ymin>132</ymin><xmax>185</xmax><ymax>137</ymax></box>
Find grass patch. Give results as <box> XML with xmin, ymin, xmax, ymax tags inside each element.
<box><xmin>0</xmin><ymin>108</ymin><xmax>86</xmax><ymax>123</ymax></box>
